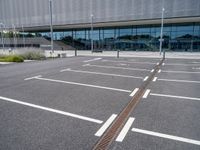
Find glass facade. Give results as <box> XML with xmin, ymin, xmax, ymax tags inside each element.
<box><xmin>37</xmin><ymin>23</ymin><xmax>200</xmax><ymax>51</ymax></box>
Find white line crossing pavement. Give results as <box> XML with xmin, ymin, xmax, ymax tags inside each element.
<box><xmin>83</xmin><ymin>58</ymin><xmax>102</xmax><ymax>63</ymax></box>
<box><xmin>0</xmin><ymin>96</ymin><xmax>103</xmax><ymax>124</ymax></box>
<box><xmin>142</xmin><ymin>89</ymin><xmax>151</xmax><ymax>98</ymax></box>
<box><xmin>116</xmin><ymin>117</ymin><xmax>135</xmax><ymax>142</ymax></box>
<box><xmin>34</xmin><ymin>77</ymin><xmax>132</xmax><ymax>93</ymax></box>
<box><xmin>95</xmin><ymin>114</ymin><xmax>117</xmax><ymax>137</ymax></box>
<box><xmin>82</xmin><ymin>64</ymin><xmax>151</xmax><ymax>72</ymax></box>
<box><xmin>132</xmin><ymin>128</ymin><xmax>200</xmax><ymax>146</ymax></box>
<box><xmin>158</xmin><ymin>78</ymin><xmax>200</xmax><ymax>84</ymax></box>
<box><xmin>150</xmin><ymin>93</ymin><xmax>200</xmax><ymax>101</ymax></box>
<box><xmin>129</xmin><ymin>88</ymin><xmax>139</xmax><ymax>97</ymax></box>
<box><xmin>60</xmin><ymin>68</ymin><xmax>144</xmax><ymax>79</ymax></box>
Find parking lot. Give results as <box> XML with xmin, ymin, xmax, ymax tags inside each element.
<box><xmin>0</xmin><ymin>55</ymin><xmax>200</xmax><ymax>150</ymax></box>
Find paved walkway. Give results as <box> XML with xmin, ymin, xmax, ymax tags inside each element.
<box><xmin>65</xmin><ymin>50</ymin><xmax>200</xmax><ymax>59</ymax></box>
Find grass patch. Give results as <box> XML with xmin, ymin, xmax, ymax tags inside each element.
<box><xmin>21</xmin><ymin>51</ymin><xmax>45</xmax><ymax>60</ymax></box>
<box><xmin>0</xmin><ymin>55</ymin><xmax>24</xmax><ymax>62</ymax></box>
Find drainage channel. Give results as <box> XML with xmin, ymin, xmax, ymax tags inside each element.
<box><xmin>92</xmin><ymin>58</ymin><xmax>165</xmax><ymax>150</ymax></box>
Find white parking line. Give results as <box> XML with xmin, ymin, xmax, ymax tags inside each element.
<box><xmin>151</xmin><ymin>69</ymin><xmax>154</xmax><ymax>73</ymax></box>
<box><xmin>132</xmin><ymin>128</ymin><xmax>200</xmax><ymax>146</ymax></box>
<box><xmin>60</xmin><ymin>68</ymin><xmax>143</xmax><ymax>79</ymax></box>
<box><xmin>143</xmin><ymin>76</ymin><xmax>149</xmax><ymax>81</ymax></box>
<box><xmin>24</xmin><ymin>75</ymin><xmax>42</xmax><ymax>81</ymax></box>
<box><xmin>156</xmin><ymin>62</ymin><xmax>159</xmax><ymax>65</ymax></box>
<box><xmin>162</xmin><ymin>63</ymin><xmax>165</xmax><ymax>66</ymax></box>
<box><xmin>116</xmin><ymin>117</ymin><xmax>135</xmax><ymax>142</ymax></box>
<box><xmin>162</xmin><ymin>70</ymin><xmax>200</xmax><ymax>74</ymax></box>
<box><xmin>166</xmin><ymin>63</ymin><xmax>200</xmax><ymax>66</ymax></box>
<box><xmin>0</xmin><ymin>96</ymin><xmax>103</xmax><ymax>124</ymax></box>
<box><xmin>82</xmin><ymin>64</ymin><xmax>90</xmax><ymax>66</ymax></box>
<box><xmin>82</xmin><ymin>64</ymin><xmax>151</xmax><ymax>72</ymax></box>
<box><xmin>129</xmin><ymin>88</ymin><xmax>139</xmax><ymax>97</ymax></box>
<box><xmin>102</xmin><ymin>60</ymin><xmax>156</xmax><ymax>65</ymax></box>
<box><xmin>142</xmin><ymin>89</ymin><xmax>151</xmax><ymax>98</ymax></box>
<box><xmin>150</xmin><ymin>93</ymin><xmax>200</xmax><ymax>101</ymax></box>
<box><xmin>158</xmin><ymin>78</ymin><xmax>200</xmax><ymax>84</ymax></box>
<box><xmin>95</xmin><ymin>114</ymin><xmax>117</xmax><ymax>137</ymax></box>
<box><xmin>153</xmin><ymin>77</ymin><xmax>157</xmax><ymax>82</ymax></box>
<box><xmin>158</xmin><ymin>69</ymin><xmax>161</xmax><ymax>73</ymax></box>
<box><xmin>83</xmin><ymin>58</ymin><xmax>102</xmax><ymax>63</ymax></box>
<box><xmin>34</xmin><ymin>77</ymin><xmax>132</xmax><ymax>93</ymax></box>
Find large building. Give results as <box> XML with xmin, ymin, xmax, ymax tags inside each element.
<box><xmin>0</xmin><ymin>0</ymin><xmax>200</xmax><ymax>51</ymax></box>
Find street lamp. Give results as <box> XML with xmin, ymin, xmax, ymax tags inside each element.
<box><xmin>90</xmin><ymin>14</ymin><xmax>94</xmax><ymax>52</ymax></box>
<box><xmin>12</xmin><ymin>24</ymin><xmax>17</xmax><ymax>49</ymax></box>
<box><xmin>49</xmin><ymin>0</ymin><xmax>54</xmax><ymax>53</ymax></box>
<box><xmin>22</xmin><ymin>25</ymin><xmax>25</xmax><ymax>47</ymax></box>
<box><xmin>0</xmin><ymin>23</ymin><xmax>5</xmax><ymax>50</ymax></box>
<box><xmin>159</xmin><ymin>8</ymin><xmax>165</xmax><ymax>56</ymax></box>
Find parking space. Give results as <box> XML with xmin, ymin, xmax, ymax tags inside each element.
<box><xmin>0</xmin><ymin>56</ymin><xmax>200</xmax><ymax>149</ymax></box>
<box><xmin>110</xmin><ymin>58</ymin><xmax>200</xmax><ymax>150</ymax></box>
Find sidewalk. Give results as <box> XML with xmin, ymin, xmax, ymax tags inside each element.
<box><xmin>66</xmin><ymin>50</ymin><xmax>200</xmax><ymax>59</ymax></box>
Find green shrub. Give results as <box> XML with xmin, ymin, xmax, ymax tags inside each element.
<box><xmin>0</xmin><ymin>55</ymin><xmax>24</xmax><ymax>62</ymax></box>
<box><xmin>21</xmin><ymin>52</ymin><xmax>45</xmax><ymax>60</ymax></box>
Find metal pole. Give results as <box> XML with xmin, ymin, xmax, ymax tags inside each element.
<box><xmin>49</xmin><ymin>0</ymin><xmax>54</xmax><ymax>53</ymax></box>
<box><xmin>91</xmin><ymin>14</ymin><xmax>94</xmax><ymax>53</ymax></box>
<box><xmin>22</xmin><ymin>25</ymin><xmax>25</xmax><ymax>47</ymax></box>
<box><xmin>12</xmin><ymin>24</ymin><xmax>16</xmax><ymax>49</ymax></box>
<box><xmin>0</xmin><ymin>23</ymin><xmax>4</xmax><ymax>50</ymax></box>
<box><xmin>159</xmin><ymin>8</ymin><xmax>165</xmax><ymax>55</ymax></box>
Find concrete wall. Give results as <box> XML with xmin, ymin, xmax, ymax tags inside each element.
<box><xmin>1</xmin><ymin>0</ymin><xmax>200</xmax><ymax>29</ymax></box>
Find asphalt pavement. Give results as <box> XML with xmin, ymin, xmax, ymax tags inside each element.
<box><xmin>0</xmin><ymin>56</ymin><xmax>200</xmax><ymax>150</ymax></box>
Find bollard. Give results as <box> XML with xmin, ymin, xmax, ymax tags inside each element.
<box><xmin>163</xmin><ymin>49</ymin><xmax>165</xmax><ymax>60</ymax></box>
<box><xmin>75</xmin><ymin>49</ymin><xmax>77</xmax><ymax>56</ymax></box>
<box><xmin>117</xmin><ymin>50</ymin><xmax>119</xmax><ymax>58</ymax></box>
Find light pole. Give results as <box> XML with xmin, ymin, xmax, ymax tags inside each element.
<box><xmin>12</xmin><ymin>24</ymin><xmax>17</xmax><ymax>49</ymax></box>
<box><xmin>22</xmin><ymin>25</ymin><xmax>25</xmax><ymax>47</ymax></box>
<box><xmin>159</xmin><ymin>8</ymin><xmax>165</xmax><ymax>56</ymax></box>
<box><xmin>90</xmin><ymin>14</ymin><xmax>94</xmax><ymax>52</ymax></box>
<box><xmin>49</xmin><ymin>0</ymin><xmax>54</xmax><ymax>53</ymax></box>
<box><xmin>0</xmin><ymin>23</ymin><xmax>5</xmax><ymax>50</ymax></box>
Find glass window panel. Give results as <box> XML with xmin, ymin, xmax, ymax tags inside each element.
<box><xmin>120</xmin><ymin>28</ymin><xmax>132</xmax><ymax>36</ymax></box>
<box><xmin>177</xmin><ymin>25</ymin><xmax>193</xmax><ymax>31</ymax></box>
<box><xmin>137</xmin><ymin>27</ymin><xmax>150</xmax><ymax>33</ymax></box>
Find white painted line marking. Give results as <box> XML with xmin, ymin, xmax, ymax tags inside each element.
<box><xmin>95</xmin><ymin>114</ymin><xmax>117</xmax><ymax>137</ymax></box>
<box><xmin>162</xmin><ymin>70</ymin><xmax>200</xmax><ymax>74</ymax></box>
<box><xmin>150</xmin><ymin>93</ymin><xmax>200</xmax><ymax>101</ymax></box>
<box><xmin>192</xmin><ymin>67</ymin><xmax>200</xmax><ymax>70</ymax></box>
<box><xmin>162</xmin><ymin>63</ymin><xmax>165</xmax><ymax>66</ymax></box>
<box><xmin>192</xmin><ymin>62</ymin><xmax>200</xmax><ymax>64</ymax></box>
<box><xmin>143</xmin><ymin>76</ymin><xmax>149</xmax><ymax>81</ymax></box>
<box><xmin>158</xmin><ymin>69</ymin><xmax>161</xmax><ymax>73</ymax></box>
<box><xmin>24</xmin><ymin>75</ymin><xmax>42</xmax><ymax>81</ymax></box>
<box><xmin>60</xmin><ymin>68</ymin><xmax>71</xmax><ymax>72</ymax></box>
<box><xmin>151</xmin><ymin>69</ymin><xmax>154</xmax><ymax>73</ymax></box>
<box><xmin>166</xmin><ymin>63</ymin><xmax>200</xmax><ymax>66</ymax></box>
<box><xmin>35</xmin><ymin>77</ymin><xmax>132</xmax><ymax>93</ymax></box>
<box><xmin>156</xmin><ymin>62</ymin><xmax>159</xmax><ymax>65</ymax></box>
<box><xmin>102</xmin><ymin>60</ymin><xmax>156</xmax><ymax>65</ymax></box>
<box><xmin>129</xmin><ymin>88</ymin><xmax>139</xmax><ymax>97</ymax></box>
<box><xmin>153</xmin><ymin>77</ymin><xmax>157</xmax><ymax>82</ymax></box>
<box><xmin>132</xmin><ymin>128</ymin><xmax>200</xmax><ymax>146</ymax></box>
<box><xmin>83</xmin><ymin>64</ymin><xmax>151</xmax><ymax>72</ymax></box>
<box><xmin>158</xmin><ymin>78</ymin><xmax>200</xmax><ymax>84</ymax></box>
<box><xmin>0</xmin><ymin>96</ymin><xmax>103</xmax><ymax>124</ymax></box>
<box><xmin>142</xmin><ymin>89</ymin><xmax>151</xmax><ymax>98</ymax></box>
<box><xmin>82</xmin><ymin>64</ymin><xmax>90</xmax><ymax>66</ymax></box>
<box><xmin>83</xmin><ymin>58</ymin><xmax>102</xmax><ymax>63</ymax></box>
<box><xmin>60</xmin><ymin>69</ymin><xmax>143</xmax><ymax>79</ymax></box>
<box><xmin>116</xmin><ymin>117</ymin><xmax>135</xmax><ymax>142</ymax></box>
